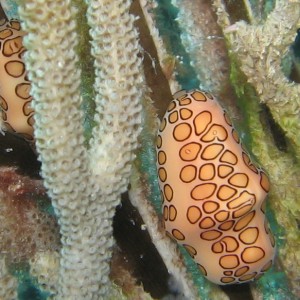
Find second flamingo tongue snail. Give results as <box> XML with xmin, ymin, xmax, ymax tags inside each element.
<box><xmin>0</xmin><ymin>19</ymin><xmax>34</xmax><ymax>140</ymax></box>
<box><xmin>157</xmin><ymin>89</ymin><xmax>275</xmax><ymax>285</ymax></box>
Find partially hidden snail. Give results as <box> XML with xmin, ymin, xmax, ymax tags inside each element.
<box><xmin>156</xmin><ymin>89</ymin><xmax>275</xmax><ymax>285</ymax></box>
<box><xmin>0</xmin><ymin>19</ymin><xmax>34</xmax><ymax>140</ymax></box>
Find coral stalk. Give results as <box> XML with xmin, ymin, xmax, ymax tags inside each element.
<box><xmin>17</xmin><ymin>0</ymin><xmax>144</xmax><ymax>298</ymax></box>
<box><xmin>85</xmin><ymin>0</ymin><xmax>143</xmax><ymax>193</ymax></box>
<box><xmin>17</xmin><ymin>0</ymin><xmax>100</xmax><ymax>298</ymax></box>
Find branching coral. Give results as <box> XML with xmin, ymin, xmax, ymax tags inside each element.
<box><xmin>16</xmin><ymin>0</ymin><xmax>144</xmax><ymax>298</ymax></box>
<box><xmin>85</xmin><ymin>0</ymin><xmax>144</xmax><ymax>194</ymax></box>
<box><xmin>214</xmin><ymin>0</ymin><xmax>300</xmax><ymax>158</ymax></box>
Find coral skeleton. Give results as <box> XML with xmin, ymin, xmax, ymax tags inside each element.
<box><xmin>16</xmin><ymin>0</ymin><xmax>144</xmax><ymax>298</ymax></box>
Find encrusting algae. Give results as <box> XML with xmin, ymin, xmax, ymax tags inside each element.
<box><xmin>0</xmin><ymin>0</ymin><xmax>299</xmax><ymax>299</ymax></box>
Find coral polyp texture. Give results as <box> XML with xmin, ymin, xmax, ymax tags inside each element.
<box><xmin>14</xmin><ymin>0</ymin><xmax>144</xmax><ymax>298</ymax></box>
<box><xmin>157</xmin><ymin>89</ymin><xmax>275</xmax><ymax>285</ymax></box>
<box><xmin>0</xmin><ymin>18</ymin><xmax>34</xmax><ymax>140</ymax></box>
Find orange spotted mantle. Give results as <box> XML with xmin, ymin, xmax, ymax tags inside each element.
<box><xmin>0</xmin><ymin>19</ymin><xmax>34</xmax><ymax>140</ymax></box>
<box><xmin>156</xmin><ymin>89</ymin><xmax>275</xmax><ymax>285</ymax></box>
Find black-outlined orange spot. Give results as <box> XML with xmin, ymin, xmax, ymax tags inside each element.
<box><xmin>212</xmin><ymin>242</ymin><xmax>223</xmax><ymax>253</ymax></box>
<box><xmin>23</xmin><ymin>101</ymin><xmax>34</xmax><ymax>116</ymax></box>
<box><xmin>169</xmin><ymin>205</ymin><xmax>177</xmax><ymax>221</ymax></box>
<box><xmin>5</xmin><ymin>60</ymin><xmax>25</xmax><ymax>77</ymax></box>
<box><xmin>215</xmin><ymin>210</ymin><xmax>230</xmax><ymax>222</ymax></box>
<box><xmin>260</xmin><ymin>171</ymin><xmax>270</xmax><ymax>192</ymax></box>
<box><xmin>241</xmin><ymin>247</ymin><xmax>265</xmax><ymax>264</ymax></box>
<box><xmin>180</xmin><ymin>108</ymin><xmax>193</xmax><ymax>120</ymax></box>
<box><xmin>201</xmin><ymin>144</ymin><xmax>224</xmax><ymax>160</ymax></box>
<box><xmin>173</xmin><ymin>123</ymin><xmax>192</xmax><ymax>141</ymax></box>
<box><xmin>234</xmin><ymin>266</ymin><xmax>249</xmax><ymax>277</ymax></box>
<box><xmin>159</xmin><ymin>118</ymin><xmax>167</xmax><ymax>131</ymax></box>
<box><xmin>228</xmin><ymin>173</ymin><xmax>249</xmax><ymax>188</ymax></box>
<box><xmin>187</xmin><ymin>206</ymin><xmax>202</xmax><ymax>224</ymax></box>
<box><xmin>0</xmin><ymin>29</ymin><xmax>13</xmax><ymax>39</ymax></box>
<box><xmin>16</xmin><ymin>83</ymin><xmax>31</xmax><ymax>99</ymax></box>
<box><xmin>221</xmin><ymin>277</ymin><xmax>235</xmax><ymax>283</ymax></box>
<box><xmin>217</xmin><ymin>185</ymin><xmax>237</xmax><ymax>201</ymax></box>
<box><xmin>156</xmin><ymin>135</ymin><xmax>162</xmax><ymax>148</ymax></box>
<box><xmin>199</xmin><ymin>163</ymin><xmax>215</xmax><ymax>181</ymax></box>
<box><xmin>234</xmin><ymin>211</ymin><xmax>255</xmax><ymax>231</ymax></box>
<box><xmin>183</xmin><ymin>244</ymin><xmax>197</xmax><ymax>257</ymax></box>
<box><xmin>192</xmin><ymin>91</ymin><xmax>207</xmax><ymax>101</ymax></box>
<box><xmin>164</xmin><ymin>184</ymin><xmax>173</xmax><ymax>201</ymax></box>
<box><xmin>218</xmin><ymin>220</ymin><xmax>235</xmax><ymax>231</ymax></box>
<box><xmin>158</xmin><ymin>167</ymin><xmax>167</xmax><ymax>182</ymax></box>
<box><xmin>172</xmin><ymin>229</ymin><xmax>185</xmax><ymax>240</ymax></box>
<box><xmin>203</xmin><ymin>201</ymin><xmax>219</xmax><ymax>214</ymax></box>
<box><xmin>224</xmin><ymin>111</ymin><xmax>232</xmax><ymax>126</ymax></box>
<box><xmin>180</xmin><ymin>165</ymin><xmax>197</xmax><ymax>183</ymax></box>
<box><xmin>198</xmin><ymin>264</ymin><xmax>207</xmax><ymax>276</ymax></box>
<box><xmin>201</xmin><ymin>124</ymin><xmax>228</xmax><ymax>142</ymax></box>
<box><xmin>223</xmin><ymin>271</ymin><xmax>233</xmax><ymax>276</ymax></box>
<box><xmin>239</xmin><ymin>227</ymin><xmax>259</xmax><ymax>245</ymax></box>
<box><xmin>179</xmin><ymin>97</ymin><xmax>191</xmax><ymax>106</ymax></box>
<box><xmin>199</xmin><ymin>217</ymin><xmax>215</xmax><ymax>229</ymax></box>
<box><xmin>158</xmin><ymin>151</ymin><xmax>167</xmax><ymax>165</ymax></box>
<box><xmin>0</xmin><ymin>96</ymin><xmax>8</xmax><ymax>111</ymax></box>
<box><xmin>3</xmin><ymin>37</ymin><xmax>24</xmax><ymax>57</ymax></box>
<box><xmin>228</xmin><ymin>192</ymin><xmax>256</xmax><ymax>218</ymax></box>
<box><xmin>179</xmin><ymin>142</ymin><xmax>201</xmax><ymax>161</ymax></box>
<box><xmin>219</xmin><ymin>236</ymin><xmax>238</xmax><ymax>252</ymax></box>
<box><xmin>191</xmin><ymin>183</ymin><xmax>217</xmax><ymax>200</ymax></box>
<box><xmin>163</xmin><ymin>205</ymin><xmax>168</xmax><ymax>221</ymax></box>
<box><xmin>218</xmin><ymin>165</ymin><xmax>234</xmax><ymax>178</ymax></box>
<box><xmin>228</xmin><ymin>191</ymin><xmax>255</xmax><ymax>210</ymax></box>
<box><xmin>219</xmin><ymin>254</ymin><xmax>239</xmax><ymax>269</ymax></box>
<box><xmin>233</xmin><ymin>205</ymin><xmax>254</xmax><ymax>219</ymax></box>
<box><xmin>242</xmin><ymin>152</ymin><xmax>258</xmax><ymax>173</ymax></box>
<box><xmin>201</xmin><ymin>230</ymin><xmax>222</xmax><ymax>241</ymax></box>
<box><xmin>220</xmin><ymin>150</ymin><xmax>238</xmax><ymax>165</ymax></box>
<box><xmin>232</xmin><ymin>128</ymin><xmax>240</xmax><ymax>143</ymax></box>
<box><xmin>193</xmin><ymin>111</ymin><xmax>212</xmax><ymax>135</ymax></box>
<box><xmin>168</xmin><ymin>110</ymin><xmax>178</xmax><ymax>123</ymax></box>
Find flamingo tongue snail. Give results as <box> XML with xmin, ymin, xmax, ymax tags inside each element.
<box><xmin>0</xmin><ymin>19</ymin><xmax>34</xmax><ymax>141</ymax></box>
<box><xmin>156</xmin><ymin>89</ymin><xmax>275</xmax><ymax>285</ymax></box>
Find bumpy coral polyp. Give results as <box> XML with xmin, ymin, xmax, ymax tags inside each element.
<box><xmin>156</xmin><ymin>89</ymin><xmax>275</xmax><ymax>285</ymax></box>
<box><xmin>0</xmin><ymin>19</ymin><xmax>34</xmax><ymax>140</ymax></box>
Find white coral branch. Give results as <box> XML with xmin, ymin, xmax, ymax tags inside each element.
<box><xmin>17</xmin><ymin>0</ymin><xmax>144</xmax><ymax>298</ymax></box>
<box><xmin>86</xmin><ymin>0</ymin><xmax>144</xmax><ymax>193</ymax></box>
